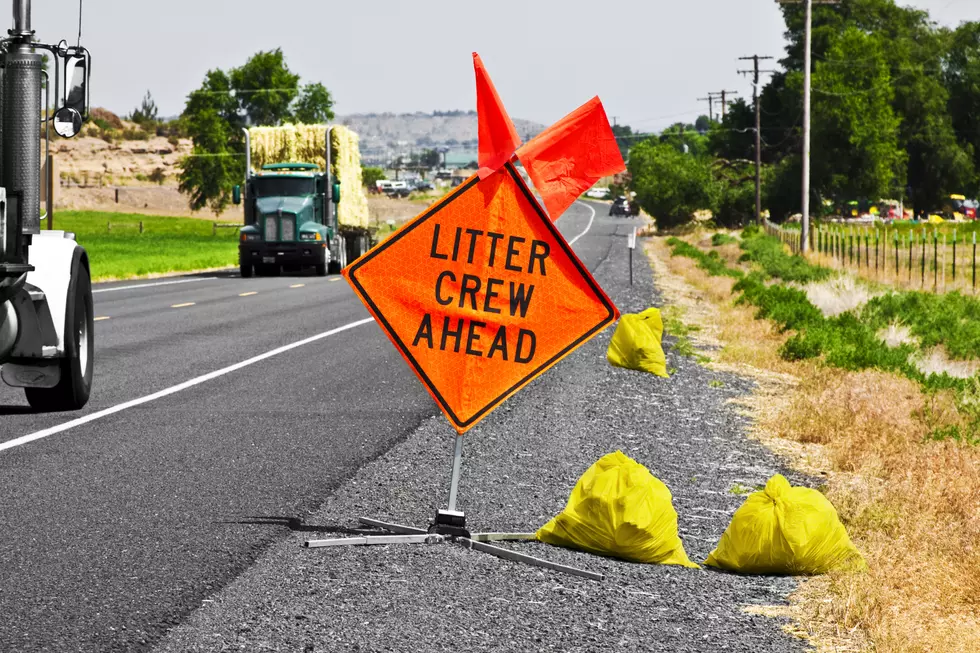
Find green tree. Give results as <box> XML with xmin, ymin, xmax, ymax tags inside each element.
<box><xmin>130</xmin><ymin>90</ymin><xmax>159</xmax><ymax>125</ymax></box>
<box><xmin>362</xmin><ymin>166</ymin><xmax>386</xmax><ymax>189</ymax></box>
<box><xmin>707</xmin><ymin>100</ymin><xmax>754</xmax><ymax>162</ymax></box>
<box><xmin>659</xmin><ymin>122</ymin><xmax>710</xmax><ymax>157</ymax></box>
<box><xmin>293</xmin><ymin>82</ymin><xmax>335</xmax><ymax>124</ymax></box>
<box><xmin>945</xmin><ymin>21</ymin><xmax>980</xmax><ymax>194</ymax></box>
<box><xmin>809</xmin><ymin>27</ymin><xmax>905</xmax><ymax>204</ymax></box>
<box><xmin>611</xmin><ymin>124</ymin><xmax>634</xmax><ymax>159</ymax></box>
<box><xmin>628</xmin><ymin>139</ymin><xmax>717</xmax><ymax>228</ymax></box>
<box><xmin>230</xmin><ymin>49</ymin><xmax>299</xmax><ymax>126</ymax></box>
<box><xmin>774</xmin><ymin>0</ymin><xmax>973</xmax><ymax>211</ymax></box>
<box><xmin>178</xmin><ymin>69</ymin><xmax>245</xmax><ymax>213</ymax></box>
<box><xmin>420</xmin><ymin>149</ymin><xmax>441</xmax><ymax>169</ymax></box>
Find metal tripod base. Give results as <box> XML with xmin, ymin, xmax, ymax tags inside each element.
<box><xmin>304</xmin><ymin>517</ymin><xmax>603</xmax><ymax>581</ymax></box>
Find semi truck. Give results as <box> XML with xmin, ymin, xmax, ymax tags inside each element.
<box><xmin>235</xmin><ymin>124</ymin><xmax>371</xmax><ymax>277</ymax></box>
<box><xmin>0</xmin><ymin>0</ymin><xmax>95</xmax><ymax>410</ymax></box>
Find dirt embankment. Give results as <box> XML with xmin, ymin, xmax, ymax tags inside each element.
<box><xmin>49</xmin><ymin>132</ymin><xmax>425</xmax><ymax>225</ymax></box>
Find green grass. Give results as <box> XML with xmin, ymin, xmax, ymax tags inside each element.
<box><xmin>47</xmin><ymin>211</ymin><xmax>240</xmax><ymax>281</ymax></box>
<box><xmin>711</xmin><ymin>233</ymin><xmax>738</xmax><ymax>246</ymax></box>
<box><xmin>666</xmin><ymin>237</ymin><xmax>744</xmax><ymax>279</ymax></box>
<box><xmin>666</xmin><ymin>230</ymin><xmax>976</xmax><ymax>394</ymax></box>
<box><xmin>860</xmin><ymin>291</ymin><xmax>980</xmax><ymax>361</ymax></box>
<box><xmin>738</xmin><ymin>230</ymin><xmax>831</xmax><ymax>283</ymax></box>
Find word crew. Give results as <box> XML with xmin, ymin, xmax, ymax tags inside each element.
<box><xmin>411</xmin><ymin>222</ymin><xmax>553</xmax><ymax>363</ymax></box>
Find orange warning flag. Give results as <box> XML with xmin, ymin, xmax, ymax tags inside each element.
<box><xmin>518</xmin><ymin>96</ymin><xmax>625</xmax><ymax>221</ymax></box>
<box><xmin>474</xmin><ymin>53</ymin><xmax>522</xmax><ymax>179</ymax></box>
<box><xmin>343</xmin><ymin>163</ymin><xmax>618</xmax><ymax>433</ymax></box>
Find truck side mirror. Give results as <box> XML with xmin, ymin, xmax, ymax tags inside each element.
<box><xmin>332</xmin><ymin>182</ymin><xmax>341</xmax><ymax>204</ymax></box>
<box><xmin>232</xmin><ymin>185</ymin><xmax>241</xmax><ymax>205</ymax></box>
<box><xmin>63</xmin><ymin>53</ymin><xmax>89</xmax><ymax>118</ymax></box>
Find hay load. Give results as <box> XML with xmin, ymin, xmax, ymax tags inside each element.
<box><xmin>247</xmin><ymin>123</ymin><xmax>369</xmax><ymax>230</ymax></box>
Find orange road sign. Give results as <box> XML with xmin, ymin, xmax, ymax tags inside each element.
<box><xmin>344</xmin><ymin>162</ymin><xmax>618</xmax><ymax>433</ymax></box>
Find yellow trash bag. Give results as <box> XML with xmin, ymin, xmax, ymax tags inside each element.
<box><xmin>704</xmin><ymin>474</ymin><xmax>865</xmax><ymax>575</ymax></box>
<box><xmin>606</xmin><ymin>308</ymin><xmax>668</xmax><ymax>377</ymax></box>
<box><xmin>536</xmin><ymin>451</ymin><xmax>698</xmax><ymax>568</ymax></box>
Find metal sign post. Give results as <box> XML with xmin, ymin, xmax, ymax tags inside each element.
<box><xmin>628</xmin><ymin>227</ymin><xmax>637</xmax><ymax>286</ymax></box>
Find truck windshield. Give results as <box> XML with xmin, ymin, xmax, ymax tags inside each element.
<box><xmin>253</xmin><ymin>177</ymin><xmax>315</xmax><ymax>198</ymax></box>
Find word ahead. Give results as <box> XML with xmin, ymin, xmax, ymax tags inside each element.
<box><xmin>344</xmin><ymin>163</ymin><xmax>617</xmax><ymax>433</ymax></box>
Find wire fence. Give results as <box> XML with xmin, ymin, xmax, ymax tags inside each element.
<box><xmin>762</xmin><ymin>219</ymin><xmax>979</xmax><ymax>295</ymax></box>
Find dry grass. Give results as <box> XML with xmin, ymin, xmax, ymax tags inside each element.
<box><xmin>794</xmin><ymin>275</ymin><xmax>881</xmax><ymax>318</ymax></box>
<box><xmin>647</xmin><ymin>234</ymin><xmax>980</xmax><ymax>653</ymax></box>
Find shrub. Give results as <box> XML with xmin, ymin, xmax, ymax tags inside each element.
<box><xmin>711</xmin><ymin>233</ymin><xmax>737</xmax><ymax>246</ymax></box>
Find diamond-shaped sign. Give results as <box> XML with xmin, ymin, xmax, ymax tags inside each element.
<box><xmin>344</xmin><ymin>162</ymin><xmax>618</xmax><ymax>433</ymax></box>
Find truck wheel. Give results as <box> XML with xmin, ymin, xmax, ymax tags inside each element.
<box><xmin>240</xmin><ymin>262</ymin><xmax>253</xmax><ymax>278</ymax></box>
<box><xmin>327</xmin><ymin>260</ymin><xmax>341</xmax><ymax>275</ymax></box>
<box><xmin>25</xmin><ymin>256</ymin><xmax>94</xmax><ymax>411</ymax></box>
<box><xmin>315</xmin><ymin>262</ymin><xmax>327</xmax><ymax>276</ymax></box>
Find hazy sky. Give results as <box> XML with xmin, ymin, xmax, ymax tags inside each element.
<box><xmin>29</xmin><ymin>0</ymin><xmax>978</xmax><ymax>131</ymax></box>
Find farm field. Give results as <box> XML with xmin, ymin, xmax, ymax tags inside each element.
<box><xmin>45</xmin><ymin>211</ymin><xmax>240</xmax><ymax>281</ymax></box>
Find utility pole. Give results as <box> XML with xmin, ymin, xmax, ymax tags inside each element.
<box><xmin>697</xmin><ymin>95</ymin><xmax>715</xmax><ymax>121</ymax></box>
<box><xmin>717</xmin><ymin>90</ymin><xmax>739</xmax><ymax>120</ymax></box>
<box><xmin>739</xmin><ymin>55</ymin><xmax>775</xmax><ymax>224</ymax></box>
<box><xmin>778</xmin><ymin>0</ymin><xmax>840</xmax><ymax>252</ymax></box>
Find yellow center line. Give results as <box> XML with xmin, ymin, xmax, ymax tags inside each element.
<box><xmin>289</xmin><ymin>284</ymin><xmax>305</xmax><ymax>289</ymax></box>
<box><xmin>94</xmin><ymin>316</ymin><xmax>110</xmax><ymax>322</ymax></box>
<box><xmin>239</xmin><ymin>291</ymin><xmax>258</xmax><ymax>297</ymax></box>
<box><xmin>329</xmin><ymin>278</ymin><xmax>341</xmax><ymax>282</ymax></box>
<box><xmin>171</xmin><ymin>302</ymin><xmax>195</xmax><ymax>308</ymax></box>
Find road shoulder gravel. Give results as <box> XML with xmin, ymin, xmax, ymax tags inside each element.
<box><xmin>153</xmin><ymin>223</ymin><xmax>813</xmax><ymax>653</ymax></box>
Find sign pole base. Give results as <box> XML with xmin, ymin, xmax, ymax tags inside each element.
<box><xmin>303</xmin><ymin>435</ymin><xmax>602</xmax><ymax>581</ymax></box>
<box><xmin>303</xmin><ymin>519</ymin><xmax>602</xmax><ymax>581</ymax></box>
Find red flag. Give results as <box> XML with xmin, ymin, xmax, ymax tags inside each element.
<box><xmin>517</xmin><ymin>97</ymin><xmax>626</xmax><ymax>221</ymax></box>
<box><xmin>474</xmin><ymin>53</ymin><xmax>521</xmax><ymax>179</ymax></box>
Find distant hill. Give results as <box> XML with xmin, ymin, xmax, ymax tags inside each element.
<box><xmin>337</xmin><ymin>111</ymin><xmax>546</xmax><ymax>166</ymax></box>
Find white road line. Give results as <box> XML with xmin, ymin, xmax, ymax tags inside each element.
<box><xmin>238</xmin><ymin>292</ymin><xmax>257</xmax><ymax>297</ymax></box>
<box><xmin>0</xmin><ymin>317</ymin><xmax>376</xmax><ymax>453</ymax></box>
<box><xmin>567</xmin><ymin>201</ymin><xmax>596</xmax><ymax>246</ymax></box>
<box><xmin>94</xmin><ymin>316</ymin><xmax>110</xmax><ymax>322</ymax></box>
<box><xmin>171</xmin><ymin>302</ymin><xmax>196</xmax><ymax>309</ymax></box>
<box><xmin>92</xmin><ymin>277</ymin><xmax>217</xmax><ymax>294</ymax></box>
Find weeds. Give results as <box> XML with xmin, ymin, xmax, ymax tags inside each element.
<box><xmin>711</xmin><ymin>233</ymin><xmax>738</xmax><ymax>246</ymax></box>
<box><xmin>666</xmin><ymin>237</ymin><xmax>744</xmax><ymax>279</ymax></box>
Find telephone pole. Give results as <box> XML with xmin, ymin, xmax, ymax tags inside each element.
<box><xmin>778</xmin><ymin>0</ymin><xmax>841</xmax><ymax>251</ymax></box>
<box><xmin>697</xmin><ymin>95</ymin><xmax>715</xmax><ymax>121</ymax></box>
<box><xmin>716</xmin><ymin>90</ymin><xmax>739</xmax><ymax>120</ymax></box>
<box><xmin>739</xmin><ymin>55</ymin><xmax>775</xmax><ymax>224</ymax></box>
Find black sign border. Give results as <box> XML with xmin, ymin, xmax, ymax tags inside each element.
<box><xmin>347</xmin><ymin>162</ymin><xmax>617</xmax><ymax>430</ymax></box>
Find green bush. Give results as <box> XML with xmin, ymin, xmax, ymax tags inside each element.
<box><xmin>861</xmin><ymin>291</ymin><xmax>980</xmax><ymax>361</ymax></box>
<box><xmin>666</xmin><ymin>237</ymin><xmax>743</xmax><ymax>279</ymax></box>
<box><xmin>629</xmin><ymin>139</ymin><xmax>718</xmax><ymax>229</ymax></box>
<box><xmin>739</xmin><ymin>231</ymin><xmax>831</xmax><ymax>283</ymax></box>
<box><xmin>711</xmin><ymin>233</ymin><xmax>738</xmax><ymax>246</ymax></box>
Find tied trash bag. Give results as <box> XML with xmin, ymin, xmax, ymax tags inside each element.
<box><xmin>536</xmin><ymin>451</ymin><xmax>698</xmax><ymax>568</ymax></box>
<box><xmin>606</xmin><ymin>308</ymin><xmax>668</xmax><ymax>377</ymax></box>
<box><xmin>704</xmin><ymin>474</ymin><xmax>865</xmax><ymax>575</ymax></box>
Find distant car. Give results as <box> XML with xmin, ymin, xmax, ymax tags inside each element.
<box><xmin>609</xmin><ymin>196</ymin><xmax>630</xmax><ymax>217</ymax></box>
<box><xmin>384</xmin><ymin>181</ymin><xmax>411</xmax><ymax>198</ymax></box>
<box><xmin>413</xmin><ymin>180</ymin><xmax>435</xmax><ymax>192</ymax></box>
<box><xmin>585</xmin><ymin>187</ymin><xmax>611</xmax><ymax>199</ymax></box>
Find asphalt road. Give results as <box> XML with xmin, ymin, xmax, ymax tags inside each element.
<box><xmin>0</xmin><ymin>200</ymin><xmax>606</xmax><ymax>652</ymax></box>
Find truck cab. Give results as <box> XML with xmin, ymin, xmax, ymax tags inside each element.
<box><xmin>236</xmin><ymin>163</ymin><xmax>341</xmax><ymax>277</ymax></box>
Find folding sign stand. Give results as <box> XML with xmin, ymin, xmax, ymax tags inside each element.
<box><xmin>303</xmin><ymin>435</ymin><xmax>603</xmax><ymax>581</ymax></box>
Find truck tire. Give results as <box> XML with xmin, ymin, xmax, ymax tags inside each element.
<box><xmin>315</xmin><ymin>262</ymin><xmax>327</xmax><ymax>276</ymax></box>
<box><xmin>240</xmin><ymin>261</ymin><xmax>253</xmax><ymax>278</ymax></box>
<box><xmin>25</xmin><ymin>255</ymin><xmax>94</xmax><ymax>411</ymax></box>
